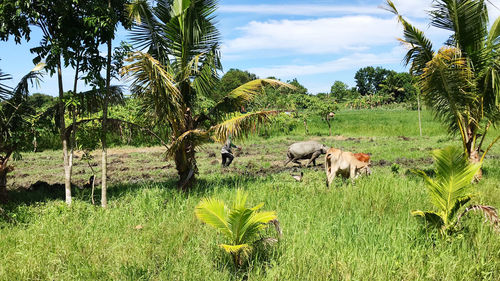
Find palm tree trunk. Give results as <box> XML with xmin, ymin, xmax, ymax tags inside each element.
<box><xmin>101</xmin><ymin>7</ymin><xmax>112</xmax><ymax>208</ymax></box>
<box><xmin>465</xmin><ymin>126</ymin><xmax>482</xmax><ymax>180</ymax></box>
<box><xmin>174</xmin><ymin>108</ymin><xmax>197</xmax><ymax>191</ymax></box>
<box><xmin>0</xmin><ymin>155</ymin><xmax>10</xmax><ymax>203</ymax></box>
<box><xmin>58</xmin><ymin>56</ymin><xmax>72</xmax><ymax>206</ymax></box>
<box><xmin>174</xmin><ymin>142</ymin><xmax>197</xmax><ymax>191</ymax></box>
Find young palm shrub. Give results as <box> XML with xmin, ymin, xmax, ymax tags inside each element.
<box><xmin>195</xmin><ymin>190</ymin><xmax>278</xmax><ymax>267</ymax></box>
<box><xmin>412</xmin><ymin>146</ymin><xmax>498</xmax><ymax>236</ymax></box>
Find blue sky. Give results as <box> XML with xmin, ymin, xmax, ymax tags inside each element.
<box><xmin>1</xmin><ymin>0</ymin><xmax>499</xmax><ymax>95</ymax></box>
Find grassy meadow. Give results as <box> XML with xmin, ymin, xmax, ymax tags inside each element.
<box><xmin>1</xmin><ymin>109</ymin><xmax>500</xmax><ymax>280</ymax></box>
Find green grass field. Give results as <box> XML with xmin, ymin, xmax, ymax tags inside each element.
<box><xmin>1</xmin><ymin>109</ymin><xmax>499</xmax><ymax>280</ymax></box>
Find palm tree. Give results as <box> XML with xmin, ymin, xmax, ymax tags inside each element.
<box><xmin>195</xmin><ymin>190</ymin><xmax>278</xmax><ymax>267</ymax></box>
<box><xmin>412</xmin><ymin>146</ymin><xmax>498</xmax><ymax>235</ymax></box>
<box><xmin>385</xmin><ymin>0</ymin><xmax>500</xmax><ymax>178</ymax></box>
<box><xmin>0</xmin><ymin>64</ymin><xmax>44</xmax><ymax>202</ymax></box>
<box><xmin>124</xmin><ymin>0</ymin><xmax>292</xmax><ymax>189</ymax></box>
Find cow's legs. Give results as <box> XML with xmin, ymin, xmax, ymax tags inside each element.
<box><xmin>327</xmin><ymin>169</ymin><xmax>337</xmax><ymax>188</ymax></box>
<box><xmin>291</xmin><ymin>158</ymin><xmax>302</xmax><ymax>166</ymax></box>
<box><xmin>349</xmin><ymin>166</ymin><xmax>358</xmax><ymax>184</ymax></box>
<box><xmin>325</xmin><ymin>155</ymin><xmax>330</xmax><ymax>188</ymax></box>
<box><xmin>305</xmin><ymin>151</ymin><xmax>321</xmax><ymax>167</ymax></box>
<box><xmin>284</xmin><ymin>152</ymin><xmax>293</xmax><ymax>166</ymax></box>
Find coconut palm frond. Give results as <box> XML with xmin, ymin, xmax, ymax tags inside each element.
<box><xmin>430</xmin><ymin>0</ymin><xmax>488</xmax><ymax>59</ymax></box>
<box><xmin>195</xmin><ymin>189</ymin><xmax>278</xmax><ymax>266</ymax></box>
<box><xmin>0</xmin><ymin>69</ymin><xmax>12</xmax><ymax>100</ymax></box>
<box><xmin>220</xmin><ymin>243</ymin><xmax>250</xmax><ymax>254</ymax></box>
<box><xmin>165</xmin><ymin>129</ymin><xmax>212</xmax><ymax>159</ymax></box>
<box><xmin>384</xmin><ymin>0</ymin><xmax>434</xmax><ymax>75</ymax></box>
<box><xmin>488</xmin><ymin>16</ymin><xmax>500</xmax><ymax>44</ymax></box>
<box><xmin>122</xmin><ymin>52</ymin><xmax>183</xmax><ymax>125</ymax></box>
<box><xmin>11</xmin><ymin>63</ymin><xmax>45</xmax><ymax>101</ymax></box>
<box><xmin>163</xmin><ymin>0</ymin><xmax>220</xmax><ymax>69</ymax></box>
<box><xmin>210</xmin><ymin>111</ymin><xmax>278</xmax><ymax>143</ymax></box>
<box><xmin>457</xmin><ymin>205</ymin><xmax>500</xmax><ymax>231</ymax></box>
<box><xmin>430</xmin><ymin>147</ymin><xmax>479</xmax><ymax>212</ymax></box>
<box><xmin>195</xmin><ymin>197</ymin><xmax>232</xmax><ymax>239</ymax></box>
<box><xmin>413</xmin><ymin>146</ymin><xmax>481</xmax><ymax>233</ymax></box>
<box><xmin>190</xmin><ymin>48</ymin><xmax>221</xmax><ymax>99</ymax></box>
<box><xmin>206</xmin><ymin>79</ymin><xmax>294</xmax><ymax>122</ymax></box>
<box><xmin>420</xmin><ymin>47</ymin><xmax>478</xmax><ymax>137</ymax></box>
<box><xmin>127</xmin><ymin>0</ymin><xmax>170</xmax><ymax>63</ymax></box>
<box><xmin>411</xmin><ymin>210</ymin><xmax>445</xmax><ymax>229</ymax></box>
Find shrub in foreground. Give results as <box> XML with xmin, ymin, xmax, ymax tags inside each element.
<box><xmin>195</xmin><ymin>190</ymin><xmax>279</xmax><ymax>267</ymax></box>
<box><xmin>412</xmin><ymin>146</ymin><xmax>499</xmax><ymax>236</ymax></box>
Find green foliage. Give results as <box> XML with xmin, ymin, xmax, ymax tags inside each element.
<box><xmin>412</xmin><ymin>146</ymin><xmax>481</xmax><ymax>235</ymax></box>
<box><xmin>386</xmin><ymin>0</ymin><xmax>500</xmax><ymax>161</ymax></box>
<box><xmin>330</xmin><ymin>81</ymin><xmax>358</xmax><ymax>102</ymax></box>
<box><xmin>218</xmin><ymin>69</ymin><xmax>257</xmax><ymax>97</ymax></box>
<box><xmin>195</xmin><ymin>189</ymin><xmax>278</xmax><ymax>267</ymax></box>
<box><xmin>379</xmin><ymin>71</ymin><xmax>417</xmax><ymax>103</ymax></box>
<box><xmin>0</xmin><ymin>65</ymin><xmax>45</xmax><ymax>155</ymax></box>
<box><xmin>354</xmin><ymin>66</ymin><xmax>391</xmax><ymax>96</ymax></box>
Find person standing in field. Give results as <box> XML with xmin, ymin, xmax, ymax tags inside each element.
<box><xmin>221</xmin><ymin>137</ymin><xmax>240</xmax><ymax>168</ymax></box>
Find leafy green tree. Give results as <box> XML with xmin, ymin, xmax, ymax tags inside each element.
<box><xmin>125</xmin><ymin>0</ymin><xmax>291</xmax><ymax>189</ymax></box>
<box><xmin>386</xmin><ymin>0</ymin><xmax>500</xmax><ymax>178</ymax></box>
<box><xmin>329</xmin><ymin>81</ymin><xmax>350</xmax><ymax>102</ymax></box>
<box><xmin>195</xmin><ymin>190</ymin><xmax>278</xmax><ymax>267</ymax></box>
<box><xmin>379</xmin><ymin>71</ymin><xmax>417</xmax><ymax>103</ymax></box>
<box><xmin>0</xmin><ymin>65</ymin><xmax>44</xmax><ymax>202</ymax></box>
<box><xmin>354</xmin><ymin>66</ymin><xmax>391</xmax><ymax>96</ymax></box>
<box><xmin>412</xmin><ymin>146</ymin><xmax>498</xmax><ymax>236</ymax></box>
<box><xmin>1</xmin><ymin>0</ymin><xmax>102</xmax><ymax>205</ymax></box>
<box><xmin>219</xmin><ymin>69</ymin><xmax>257</xmax><ymax>96</ymax></box>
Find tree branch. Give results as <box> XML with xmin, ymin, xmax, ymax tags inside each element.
<box><xmin>64</xmin><ymin>118</ymin><xmax>169</xmax><ymax>148</ymax></box>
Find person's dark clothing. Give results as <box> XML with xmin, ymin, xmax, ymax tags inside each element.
<box><xmin>221</xmin><ymin>139</ymin><xmax>238</xmax><ymax>167</ymax></box>
<box><xmin>221</xmin><ymin>152</ymin><xmax>234</xmax><ymax>167</ymax></box>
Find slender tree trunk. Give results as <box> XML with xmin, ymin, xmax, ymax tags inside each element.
<box><xmin>101</xmin><ymin>10</ymin><xmax>112</xmax><ymax>208</ymax></box>
<box><xmin>67</xmin><ymin>53</ymin><xmax>80</xmax><ymax>192</ymax></box>
<box><xmin>304</xmin><ymin>119</ymin><xmax>309</xmax><ymax>135</ymax></box>
<box><xmin>417</xmin><ymin>88</ymin><xmax>422</xmax><ymax>137</ymax></box>
<box><xmin>326</xmin><ymin>115</ymin><xmax>332</xmax><ymax>136</ymax></box>
<box><xmin>32</xmin><ymin>135</ymin><xmax>37</xmax><ymax>152</ymax></box>
<box><xmin>58</xmin><ymin>57</ymin><xmax>72</xmax><ymax>206</ymax></box>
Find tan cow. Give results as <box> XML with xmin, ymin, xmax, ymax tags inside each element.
<box><xmin>325</xmin><ymin>148</ymin><xmax>371</xmax><ymax>188</ymax></box>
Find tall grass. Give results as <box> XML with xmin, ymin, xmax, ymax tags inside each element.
<box><xmin>0</xmin><ymin>109</ymin><xmax>499</xmax><ymax>280</ymax></box>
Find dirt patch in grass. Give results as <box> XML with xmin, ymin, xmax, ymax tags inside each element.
<box><xmin>374</xmin><ymin>157</ymin><xmax>433</xmax><ymax>167</ymax></box>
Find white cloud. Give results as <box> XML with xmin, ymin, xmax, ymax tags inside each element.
<box><xmin>246</xmin><ymin>47</ymin><xmax>405</xmax><ymax>79</ymax></box>
<box><xmin>222</xmin><ymin>16</ymin><xmax>401</xmax><ymax>55</ymax></box>
<box><xmin>219</xmin><ymin>4</ymin><xmax>384</xmax><ymax>16</ymax></box>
